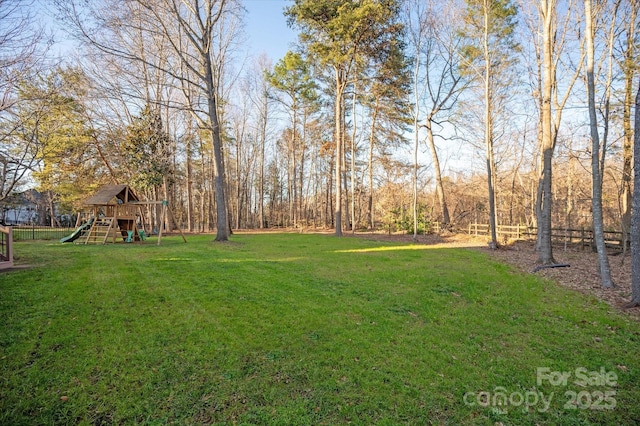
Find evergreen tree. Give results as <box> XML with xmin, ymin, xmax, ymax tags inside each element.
<box><xmin>286</xmin><ymin>0</ymin><xmax>405</xmax><ymax>236</ymax></box>
<box><xmin>123</xmin><ymin>106</ymin><xmax>173</xmax><ymax>193</ymax></box>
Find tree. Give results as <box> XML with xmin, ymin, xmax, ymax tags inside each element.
<box><xmin>123</xmin><ymin>106</ymin><xmax>173</xmax><ymax>193</ymax></box>
<box><xmin>526</xmin><ymin>0</ymin><xmax>584</xmax><ymax>264</ymax></box>
<box><xmin>629</xmin><ymin>80</ymin><xmax>640</xmax><ymax>306</ymax></box>
<box><xmin>362</xmin><ymin>60</ymin><xmax>410</xmax><ymax>230</ymax></box>
<box><xmin>266</xmin><ymin>51</ymin><xmax>318</xmax><ymax>227</ymax></box>
<box><xmin>0</xmin><ymin>0</ymin><xmax>49</xmax><ymax>112</ymax></box>
<box><xmin>459</xmin><ymin>0</ymin><xmax>520</xmax><ymax>248</ymax></box>
<box><xmin>618</xmin><ymin>0</ymin><xmax>638</xmax><ymax>254</ymax></box>
<box><xmin>56</xmin><ymin>0</ymin><xmax>235</xmax><ymax>241</ymax></box>
<box><xmin>536</xmin><ymin>0</ymin><xmax>557</xmax><ymax>264</ymax></box>
<box><xmin>18</xmin><ymin>67</ymin><xmax>98</xmax><ymax>223</ymax></box>
<box><xmin>286</xmin><ymin>0</ymin><xmax>405</xmax><ymax>236</ymax></box>
<box><xmin>0</xmin><ymin>0</ymin><xmax>50</xmax><ymax>202</ymax></box>
<box><xmin>245</xmin><ymin>55</ymin><xmax>272</xmax><ymax>229</ymax></box>
<box><xmin>584</xmin><ymin>0</ymin><xmax>614</xmax><ymax>288</ymax></box>
<box><xmin>406</xmin><ymin>0</ymin><xmax>466</xmax><ymax>228</ymax></box>
<box><xmin>0</xmin><ymin>98</ymin><xmax>39</xmax><ymax>203</ymax></box>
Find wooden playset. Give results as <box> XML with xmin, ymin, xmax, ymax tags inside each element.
<box><xmin>66</xmin><ymin>184</ymin><xmax>185</xmax><ymax>245</ymax></box>
<box><xmin>0</xmin><ymin>225</ymin><xmax>13</xmax><ymax>270</ymax></box>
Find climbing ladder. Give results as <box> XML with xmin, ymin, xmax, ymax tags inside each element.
<box><xmin>77</xmin><ymin>217</ymin><xmax>118</xmax><ymax>244</ymax></box>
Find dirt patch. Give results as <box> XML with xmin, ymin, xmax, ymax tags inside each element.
<box><xmin>347</xmin><ymin>230</ymin><xmax>487</xmax><ymax>248</ymax></box>
<box><xmin>348</xmin><ymin>231</ymin><xmax>638</xmax><ymax>320</ymax></box>
<box><xmin>485</xmin><ymin>240</ymin><xmax>637</xmax><ymax>319</ymax></box>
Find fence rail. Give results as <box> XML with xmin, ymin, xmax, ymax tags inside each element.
<box><xmin>8</xmin><ymin>223</ymin><xmax>628</xmax><ymax>250</ymax></box>
<box><xmin>12</xmin><ymin>226</ymin><xmax>74</xmax><ymax>241</ymax></box>
<box><xmin>467</xmin><ymin>223</ymin><xmax>626</xmax><ymax>250</ymax></box>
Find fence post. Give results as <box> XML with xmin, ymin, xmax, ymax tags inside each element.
<box><xmin>619</xmin><ymin>231</ymin><xmax>623</xmax><ymax>250</ymax></box>
<box><xmin>7</xmin><ymin>227</ymin><xmax>12</xmax><ymax>265</ymax></box>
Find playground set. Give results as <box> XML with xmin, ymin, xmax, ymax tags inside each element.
<box><xmin>61</xmin><ymin>184</ymin><xmax>185</xmax><ymax>245</ymax></box>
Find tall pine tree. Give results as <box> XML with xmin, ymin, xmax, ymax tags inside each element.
<box><xmin>286</xmin><ymin>0</ymin><xmax>405</xmax><ymax>236</ymax></box>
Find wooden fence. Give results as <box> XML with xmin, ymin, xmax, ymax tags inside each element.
<box><xmin>0</xmin><ymin>225</ymin><xmax>13</xmax><ymax>270</ymax></box>
<box><xmin>467</xmin><ymin>223</ymin><xmax>627</xmax><ymax>250</ymax></box>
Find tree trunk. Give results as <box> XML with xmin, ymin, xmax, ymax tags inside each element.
<box><xmin>368</xmin><ymin>100</ymin><xmax>379</xmax><ymax>230</ymax></box>
<box><xmin>342</xmin><ymin>120</ymin><xmax>349</xmax><ymax>231</ymax></box>
<box><xmin>585</xmin><ymin>0</ymin><xmax>614</xmax><ymax>288</ymax></box>
<box><xmin>290</xmin><ymin>104</ymin><xmax>298</xmax><ymax>227</ymax></box>
<box><xmin>328</xmin><ymin>149</ymin><xmax>334</xmax><ymax>228</ymax></box>
<box><xmin>412</xmin><ymin>100</ymin><xmax>420</xmax><ymax>240</ymax></box>
<box><xmin>350</xmin><ymin>86</ymin><xmax>357</xmax><ymax>233</ymax></box>
<box><xmin>629</xmin><ymin>79</ymin><xmax>640</xmax><ymax>305</ymax></box>
<box><xmin>235</xmin><ymin>129</ymin><xmax>242</xmax><ymax>229</ymax></box>
<box><xmin>483</xmin><ymin>7</ymin><xmax>498</xmax><ymax>249</ymax></box>
<box><xmin>621</xmin><ymin>3</ymin><xmax>637</xmax><ymax>255</ymax></box>
<box><xmin>537</xmin><ymin>0</ymin><xmax>556</xmax><ymax>264</ymax></box>
<box><xmin>486</xmin><ymin>143</ymin><xmax>498</xmax><ymax>248</ymax></box>
<box><xmin>200</xmin><ymin>49</ymin><xmax>229</xmax><ymax>240</ymax></box>
<box><xmin>566</xmin><ymin>139</ymin><xmax>574</xmax><ymax>234</ymax></box>
<box><xmin>259</xmin><ymin>113</ymin><xmax>266</xmax><ymax>228</ymax></box>
<box><xmin>186</xmin><ymin>135</ymin><xmax>194</xmax><ymax>232</ymax></box>
<box><xmin>537</xmin><ymin>137</ymin><xmax>555</xmax><ymax>266</ymax></box>
<box><xmin>334</xmin><ymin>67</ymin><xmax>344</xmax><ymax>236</ymax></box>
<box><xmin>426</xmin><ymin>120</ymin><xmax>450</xmax><ymax>226</ymax></box>
<box><xmin>299</xmin><ymin>108</ymin><xmax>309</xmax><ymax>227</ymax></box>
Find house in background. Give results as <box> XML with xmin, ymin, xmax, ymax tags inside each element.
<box><xmin>0</xmin><ymin>189</ymin><xmax>70</xmax><ymax>226</ymax></box>
<box><xmin>1</xmin><ymin>190</ymin><xmax>39</xmax><ymax>225</ymax></box>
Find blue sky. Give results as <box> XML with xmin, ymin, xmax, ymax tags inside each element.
<box><xmin>243</xmin><ymin>0</ymin><xmax>298</xmax><ymax>61</ymax></box>
<box><xmin>41</xmin><ymin>0</ymin><xmax>298</xmax><ymax>63</ymax></box>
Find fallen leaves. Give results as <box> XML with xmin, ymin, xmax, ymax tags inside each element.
<box><xmin>486</xmin><ymin>241</ymin><xmax>638</xmax><ymax>320</ymax></box>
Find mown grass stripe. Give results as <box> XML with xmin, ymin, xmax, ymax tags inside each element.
<box><xmin>0</xmin><ymin>233</ymin><xmax>638</xmax><ymax>425</ymax></box>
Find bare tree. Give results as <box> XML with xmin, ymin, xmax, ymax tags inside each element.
<box><xmin>406</xmin><ymin>0</ymin><xmax>466</xmax><ymax>228</ymax></box>
<box><xmin>522</xmin><ymin>0</ymin><xmax>584</xmax><ymax>264</ymax></box>
<box><xmin>245</xmin><ymin>55</ymin><xmax>272</xmax><ymax>229</ymax></box>
<box><xmin>0</xmin><ymin>0</ymin><xmax>51</xmax><ymax>202</ymax></box>
<box><xmin>629</xmin><ymin>80</ymin><xmax>640</xmax><ymax>306</ymax></box>
<box><xmin>56</xmin><ymin>0</ymin><xmax>236</xmax><ymax>241</ymax></box>
<box><xmin>618</xmin><ymin>0</ymin><xmax>638</xmax><ymax>255</ymax></box>
<box><xmin>584</xmin><ymin>0</ymin><xmax>614</xmax><ymax>288</ymax></box>
<box><xmin>459</xmin><ymin>0</ymin><xmax>520</xmax><ymax>249</ymax></box>
<box><xmin>0</xmin><ymin>0</ymin><xmax>50</xmax><ymax>111</ymax></box>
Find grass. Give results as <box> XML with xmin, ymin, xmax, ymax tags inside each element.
<box><xmin>1</xmin><ymin>233</ymin><xmax>639</xmax><ymax>425</ymax></box>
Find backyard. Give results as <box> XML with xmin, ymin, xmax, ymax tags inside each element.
<box><xmin>1</xmin><ymin>233</ymin><xmax>639</xmax><ymax>425</ymax></box>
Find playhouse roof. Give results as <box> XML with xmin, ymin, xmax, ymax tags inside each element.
<box><xmin>84</xmin><ymin>185</ymin><xmax>139</xmax><ymax>206</ymax></box>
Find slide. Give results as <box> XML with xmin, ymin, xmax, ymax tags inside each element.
<box><xmin>60</xmin><ymin>217</ymin><xmax>94</xmax><ymax>243</ymax></box>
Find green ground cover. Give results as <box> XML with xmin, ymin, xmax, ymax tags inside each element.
<box><xmin>1</xmin><ymin>233</ymin><xmax>639</xmax><ymax>425</ymax></box>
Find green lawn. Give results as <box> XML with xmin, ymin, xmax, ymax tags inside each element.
<box><xmin>1</xmin><ymin>233</ymin><xmax>639</xmax><ymax>425</ymax></box>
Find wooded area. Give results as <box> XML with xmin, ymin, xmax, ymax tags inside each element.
<box><xmin>0</xmin><ymin>1</ymin><xmax>639</xmax><ymax>288</ymax></box>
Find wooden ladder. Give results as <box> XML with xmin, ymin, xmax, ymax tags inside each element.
<box><xmin>80</xmin><ymin>217</ymin><xmax>117</xmax><ymax>244</ymax></box>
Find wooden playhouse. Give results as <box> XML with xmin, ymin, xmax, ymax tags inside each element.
<box><xmin>77</xmin><ymin>184</ymin><xmax>145</xmax><ymax>244</ymax></box>
<box><xmin>69</xmin><ymin>184</ymin><xmax>186</xmax><ymax>245</ymax></box>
